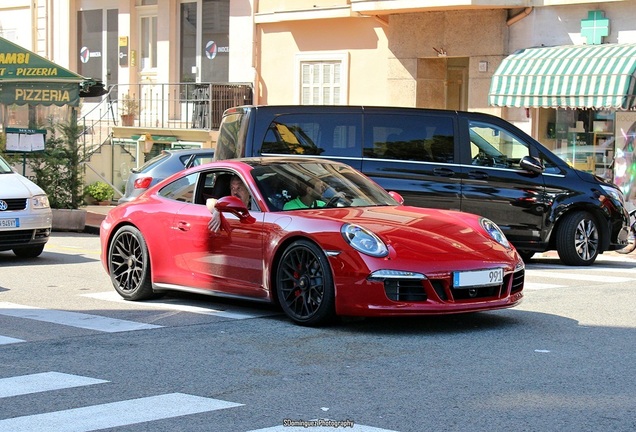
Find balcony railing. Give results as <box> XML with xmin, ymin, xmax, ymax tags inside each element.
<box><xmin>80</xmin><ymin>81</ymin><xmax>252</xmax><ymax>134</ymax></box>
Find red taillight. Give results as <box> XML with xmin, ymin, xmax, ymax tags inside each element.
<box><xmin>133</xmin><ymin>177</ymin><xmax>153</xmax><ymax>189</ymax></box>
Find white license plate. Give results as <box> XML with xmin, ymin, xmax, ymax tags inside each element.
<box><xmin>453</xmin><ymin>268</ymin><xmax>503</xmax><ymax>288</ymax></box>
<box><xmin>0</xmin><ymin>218</ymin><xmax>19</xmax><ymax>228</ymax></box>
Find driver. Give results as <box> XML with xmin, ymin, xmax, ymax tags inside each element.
<box><xmin>208</xmin><ymin>175</ymin><xmax>251</xmax><ymax>232</ymax></box>
<box><xmin>283</xmin><ymin>177</ymin><xmax>327</xmax><ymax>210</ymax></box>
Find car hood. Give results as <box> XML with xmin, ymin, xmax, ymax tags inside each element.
<box><xmin>298</xmin><ymin>205</ymin><xmax>499</xmax><ymax>254</ymax></box>
<box><xmin>0</xmin><ymin>172</ymin><xmax>46</xmax><ymax>198</ymax></box>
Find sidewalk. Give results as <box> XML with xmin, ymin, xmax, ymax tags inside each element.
<box><xmin>83</xmin><ymin>205</ymin><xmax>115</xmax><ymax>235</ymax></box>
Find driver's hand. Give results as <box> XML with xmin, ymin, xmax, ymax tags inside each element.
<box><xmin>208</xmin><ymin>210</ymin><xmax>221</xmax><ymax>232</ymax></box>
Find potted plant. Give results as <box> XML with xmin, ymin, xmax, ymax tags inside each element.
<box><xmin>119</xmin><ymin>92</ymin><xmax>139</xmax><ymax>126</ymax></box>
<box><xmin>28</xmin><ymin>117</ymin><xmax>87</xmax><ymax>231</ymax></box>
<box><xmin>85</xmin><ymin>181</ymin><xmax>115</xmax><ymax>205</ymax></box>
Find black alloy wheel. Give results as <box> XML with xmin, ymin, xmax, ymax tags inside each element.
<box><xmin>556</xmin><ymin>211</ymin><xmax>599</xmax><ymax>266</ymax></box>
<box><xmin>108</xmin><ymin>225</ymin><xmax>154</xmax><ymax>300</ymax></box>
<box><xmin>276</xmin><ymin>239</ymin><xmax>335</xmax><ymax>326</ymax></box>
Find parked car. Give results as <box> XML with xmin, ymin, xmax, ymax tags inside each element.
<box><xmin>100</xmin><ymin>157</ymin><xmax>524</xmax><ymax>326</ymax></box>
<box><xmin>118</xmin><ymin>148</ymin><xmax>214</xmax><ymax>204</ymax></box>
<box><xmin>0</xmin><ymin>155</ymin><xmax>52</xmax><ymax>258</ymax></box>
<box><xmin>214</xmin><ymin>105</ymin><xmax>630</xmax><ymax>266</ymax></box>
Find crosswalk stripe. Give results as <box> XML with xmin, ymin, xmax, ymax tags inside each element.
<box><xmin>0</xmin><ymin>335</ymin><xmax>25</xmax><ymax>345</ymax></box>
<box><xmin>0</xmin><ymin>372</ymin><xmax>107</xmax><ymax>398</ymax></box>
<box><xmin>523</xmin><ymin>282</ymin><xmax>565</xmax><ymax>290</ymax></box>
<box><xmin>84</xmin><ymin>291</ymin><xmax>275</xmax><ymax>319</ymax></box>
<box><xmin>527</xmin><ymin>271</ymin><xmax>632</xmax><ymax>283</ymax></box>
<box><xmin>248</xmin><ymin>421</ymin><xmax>398</xmax><ymax>432</ymax></box>
<box><xmin>0</xmin><ymin>393</ymin><xmax>243</xmax><ymax>432</ymax></box>
<box><xmin>0</xmin><ymin>302</ymin><xmax>161</xmax><ymax>333</ymax></box>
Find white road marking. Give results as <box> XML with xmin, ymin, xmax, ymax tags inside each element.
<box><xmin>84</xmin><ymin>291</ymin><xmax>272</xmax><ymax>319</ymax></box>
<box><xmin>248</xmin><ymin>421</ymin><xmax>398</xmax><ymax>432</ymax></box>
<box><xmin>0</xmin><ymin>335</ymin><xmax>25</xmax><ymax>345</ymax></box>
<box><xmin>523</xmin><ymin>282</ymin><xmax>565</xmax><ymax>290</ymax></box>
<box><xmin>0</xmin><ymin>372</ymin><xmax>107</xmax><ymax>398</ymax></box>
<box><xmin>0</xmin><ymin>302</ymin><xmax>161</xmax><ymax>332</ymax></box>
<box><xmin>527</xmin><ymin>271</ymin><xmax>632</xmax><ymax>283</ymax></box>
<box><xmin>0</xmin><ymin>392</ymin><xmax>243</xmax><ymax>432</ymax></box>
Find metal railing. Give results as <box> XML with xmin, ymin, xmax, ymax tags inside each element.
<box><xmin>80</xmin><ymin>81</ymin><xmax>253</xmax><ymax>133</ymax></box>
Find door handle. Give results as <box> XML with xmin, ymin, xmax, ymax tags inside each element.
<box><xmin>468</xmin><ymin>171</ymin><xmax>489</xmax><ymax>180</ymax></box>
<box><xmin>433</xmin><ymin>167</ymin><xmax>455</xmax><ymax>177</ymax></box>
<box><xmin>176</xmin><ymin>221</ymin><xmax>190</xmax><ymax>231</ymax></box>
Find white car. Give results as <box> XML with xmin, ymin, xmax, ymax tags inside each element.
<box><xmin>0</xmin><ymin>155</ymin><xmax>52</xmax><ymax>257</ymax></box>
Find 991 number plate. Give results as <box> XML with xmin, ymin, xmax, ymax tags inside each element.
<box><xmin>453</xmin><ymin>268</ymin><xmax>503</xmax><ymax>288</ymax></box>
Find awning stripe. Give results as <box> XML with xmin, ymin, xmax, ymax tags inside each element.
<box><xmin>489</xmin><ymin>43</ymin><xmax>636</xmax><ymax>109</ymax></box>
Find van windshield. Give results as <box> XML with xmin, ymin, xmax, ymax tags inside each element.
<box><xmin>215</xmin><ymin>111</ymin><xmax>249</xmax><ymax>160</ymax></box>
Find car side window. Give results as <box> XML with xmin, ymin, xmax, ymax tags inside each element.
<box><xmin>158</xmin><ymin>173</ymin><xmax>198</xmax><ymax>202</ymax></box>
<box><xmin>363</xmin><ymin>113</ymin><xmax>455</xmax><ymax>163</ymax></box>
<box><xmin>469</xmin><ymin>121</ymin><xmax>530</xmax><ymax>169</ymax></box>
<box><xmin>261</xmin><ymin>113</ymin><xmax>361</xmax><ymax>158</ymax></box>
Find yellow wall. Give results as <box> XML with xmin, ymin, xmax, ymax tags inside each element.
<box><xmin>257</xmin><ymin>17</ymin><xmax>389</xmax><ymax>105</ymax></box>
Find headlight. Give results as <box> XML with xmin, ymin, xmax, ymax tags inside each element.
<box><xmin>341</xmin><ymin>223</ymin><xmax>388</xmax><ymax>257</ymax></box>
<box><xmin>600</xmin><ymin>185</ymin><xmax>625</xmax><ymax>203</ymax></box>
<box><xmin>31</xmin><ymin>194</ymin><xmax>50</xmax><ymax>209</ymax></box>
<box><xmin>480</xmin><ymin>218</ymin><xmax>510</xmax><ymax>249</ymax></box>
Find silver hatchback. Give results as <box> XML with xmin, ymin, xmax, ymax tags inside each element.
<box><xmin>118</xmin><ymin>148</ymin><xmax>215</xmax><ymax>204</ymax></box>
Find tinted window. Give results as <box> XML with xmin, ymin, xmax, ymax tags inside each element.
<box><xmin>158</xmin><ymin>173</ymin><xmax>197</xmax><ymax>202</ymax></box>
<box><xmin>215</xmin><ymin>112</ymin><xmax>248</xmax><ymax>160</ymax></box>
<box><xmin>261</xmin><ymin>113</ymin><xmax>361</xmax><ymax>158</ymax></box>
<box><xmin>363</xmin><ymin>114</ymin><xmax>455</xmax><ymax>163</ymax></box>
<box><xmin>469</xmin><ymin>121</ymin><xmax>530</xmax><ymax>169</ymax></box>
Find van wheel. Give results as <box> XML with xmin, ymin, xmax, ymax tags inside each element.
<box><xmin>556</xmin><ymin>211</ymin><xmax>599</xmax><ymax>266</ymax></box>
<box><xmin>517</xmin><ymin>250</ymin><xmax>535</xmax><ymax>262</ymax></box>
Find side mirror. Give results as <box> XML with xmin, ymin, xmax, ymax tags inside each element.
<box><xmin>519</xmin><ymin>156</ymin><xmax>545</xmax><ymax>174</ymax></box>
<box><xmin>388</xmin><ymin>191</ymin><xmax>405</xmax><ymax>205</ymax></box>
<box><xmin>211</xmin><ymin>196</ymin><xmax>255</xmax><ymax>223</ymax></box>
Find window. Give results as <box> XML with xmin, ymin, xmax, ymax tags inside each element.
<box><xmin>140</xmin><ymin>15</ymin><xmax>157</xmax><ymax>70</ymax></box>
<box><xmin>469</xmin><ymin>121</ymin><xmax>530</xmax><ymax>169</ymax></box>
<box><xmin>158</xmin><ymin>174</ymin><xmax>197</xmax><ymax>202</ymax></box>
<box><xmin>364</xmin><ymin>114</ymin><xmax>455</xmax><ymax>163</ymax></box>
<box><xmin>261</xmin><ymin>113</ymin><xmax>360</xmax><ymax>158</ymax></box>
<box><xmin>295</xmin><ymin>52</ymin><xmax>348</xmax><ymax>105</ymax></box>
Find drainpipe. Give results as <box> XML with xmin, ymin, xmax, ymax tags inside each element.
<box><xmin>507</xmin><ymin>7</ymin><xmax>533</xmax><ymax>26</ymax></box>
<box><xmin>252</xmin><ymin>0</ymin><xmax>260</xmax><ymax>105</ymax></box>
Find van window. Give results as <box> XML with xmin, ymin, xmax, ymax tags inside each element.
<box><xmin>261</xmin><ymin>113</ymin><xmax>361</xmax><ymax>158</ymax></box>
<box><xmin>363</xmin><ymin>114</ymin><xmax>455</xmax><ymax>163</ymax></box>
<box><xmin>469</xmin><ymin>121</ymin><xmax>530</xmax><ymax>169</ymax></box>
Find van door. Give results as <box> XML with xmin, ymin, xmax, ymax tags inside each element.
<box><xmin>458</xmin><ymin>114</ymin><xmax>547</xmax><ymax>245</ymax></box>
<box><xmin>361</xmin><ymin>110</ymin><xmax>461</xmax><ymax>210</ymax></box>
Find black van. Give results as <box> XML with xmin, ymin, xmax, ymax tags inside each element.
<box><xmin>214</xmin><ymin>105</ymin><xmax>630</xmax><ymax>266</ymax></box>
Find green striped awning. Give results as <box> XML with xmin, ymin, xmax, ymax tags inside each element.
<box><xmin>489</xmin><ymin>43</ymin><xmax>636</xmax><ymax>109</ymax></box>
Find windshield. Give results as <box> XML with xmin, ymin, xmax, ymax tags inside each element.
<box><xmin>0</xmin><ymin>155</ymin><xmax>13</xmax><ymax>174</ymax></box>
<box><xmin>251</xmin><ymin>161</ymin><xmax>398</xmax><ymax>211</ymax></box>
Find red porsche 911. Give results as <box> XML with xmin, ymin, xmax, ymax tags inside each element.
<box><xmin>100</xmin><ymin>157</ymin><xmax>524</xmax><ymax>326</ymax></box>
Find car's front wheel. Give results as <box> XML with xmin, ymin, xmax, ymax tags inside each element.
<box><xmin>13</xmin><ymin>244</ymin><xmax>45</xmax><ymax>258</ymax></box>
<box><xmin>275</xmin><ymin>239</ymin><xmax>335</xmax><ymax>326</ymax></box>
<box><xmin>108</xmin><ymin>225</ymin><xmax>154</xmax><ymax>300</ymax></box>
<box><xmin>556</xmin><ymin>211</ymin><xmax>599</xmax><ymax>266</ymax></box>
